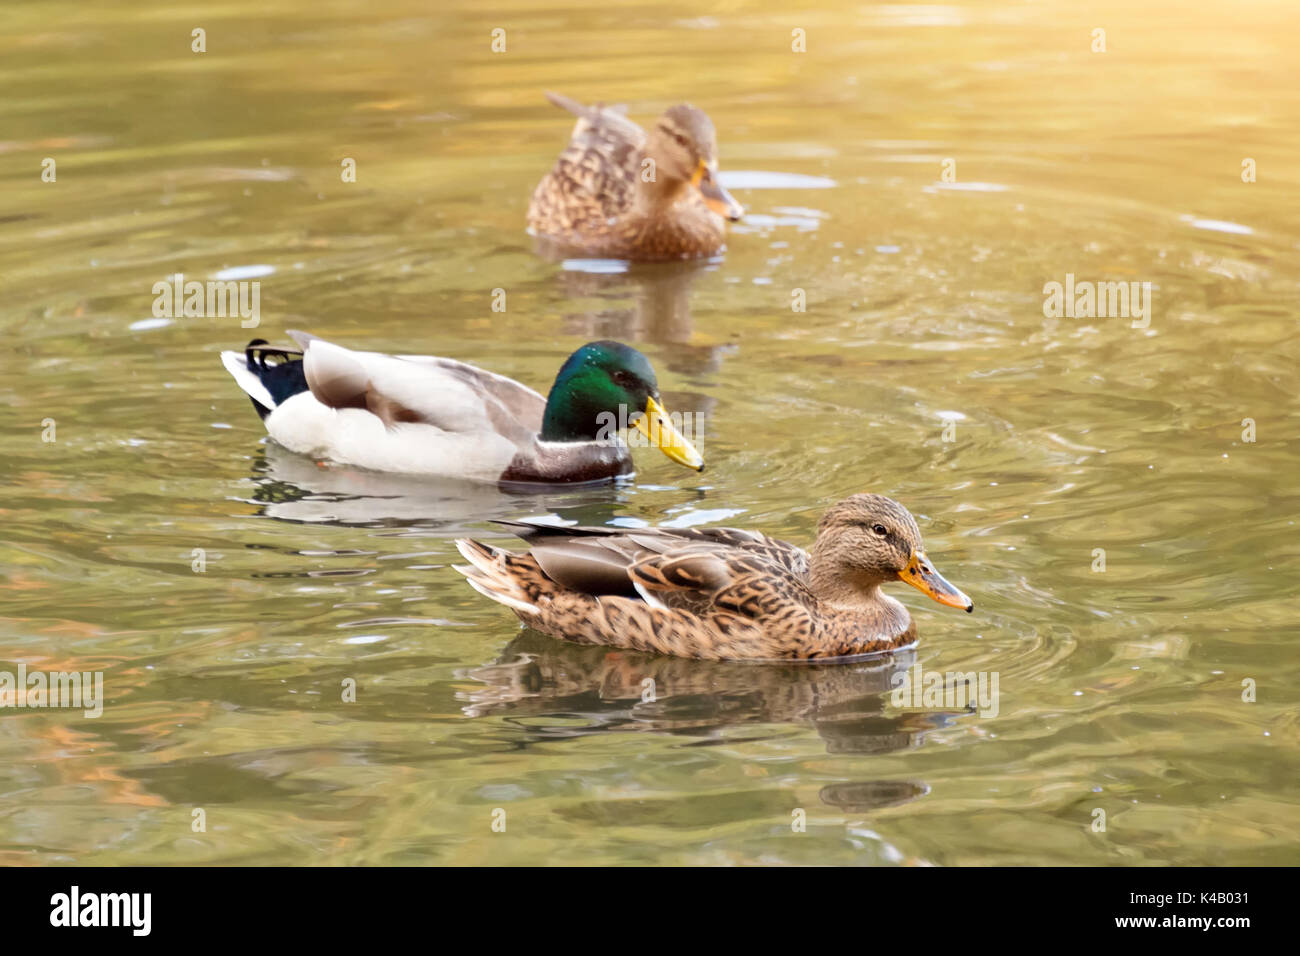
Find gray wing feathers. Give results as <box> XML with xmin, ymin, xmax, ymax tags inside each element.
<box><xmin>288</xmin><ymin>333</ymin><xmax>546</xmax><ymax>439</ymax></box>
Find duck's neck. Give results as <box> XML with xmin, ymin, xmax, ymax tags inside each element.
<box><xmin>540</xmin><ymin>388</ymin><xmax>604</xmax><ymax>442</ymax></box>
<box><xmin>616</xmin><ymin>158</ymin><xmax>723</xmax><ymax>260</ymax></box>
<box><xmin>808</xmin><ymin>555</ymin><xmax>911</xmax><ymax>634</ymax></box>
<box><xmin>809</xmin><ymin>563</ymin><xmax>885</xmax><ymax>609</ymax></box>
<box><xmin>631</xmin><ymin>173</ymin><xmax>689</xmax><ymax>219</ymax></box>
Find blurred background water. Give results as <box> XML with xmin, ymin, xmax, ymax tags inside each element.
<box><xmin>0</xmin><ymin>0</ymin><xmax>1297</xmax><ymax>864</ymax></box>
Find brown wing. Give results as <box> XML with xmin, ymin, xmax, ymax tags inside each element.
<box><xmin>495</xmin><ymin>519</ymin><xmax>810</xmax><ymax>576</ymax></box>
<box><xmin>627</xmin><ymin>548</ymin><xmax>820</xmax><ymax>621</ymax></box>
<box><xmin>494</xmin><ymin>519</ymin><xmax>815</xmax><ymax>620</ymax></box>
<box><xmin>660</xmin><ymin>526</ymin><xmax>811</xmax><ymax>576</ymax></box>
<box><xmin>457</xmin><ymin>531</ymin><xmax>834</xmax><ymax>661</ymax></box>
<box><xmin>527</xmin><ymin>93</ymin><xmax>646</xmax><ymax>235</ymax></box>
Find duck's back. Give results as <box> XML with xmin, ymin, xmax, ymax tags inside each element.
<box><xmin>527</xmin><ymin>93</ymin><xmax>646</xmax><ymax>239</ymax></box>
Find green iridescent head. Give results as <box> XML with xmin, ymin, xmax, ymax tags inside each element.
<box><xmin>540</xmin><ymin>341</ymin><xmax>704</xmax><ymax>471</ymax></box>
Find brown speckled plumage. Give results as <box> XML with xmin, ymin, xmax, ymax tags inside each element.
<box><xmin>454</xmin><ymin>494</ymin><xmax>973</xmax><ymax>661</ymax></box>
<box><xmin>527</xmin><ymin>92</ymin><xmax>743</xmax><ymax>261</ymax></box>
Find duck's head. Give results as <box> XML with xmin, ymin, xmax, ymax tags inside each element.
<box><xmin>644</xmin><ymin>104</ymin><xmax>744</xmax><ymax>221</ymax></box>
<box><xmin>811</xmin><ymin>494</ymin><xmax>973</xmax><ymax>612</ymax></box>
<box><xmin>540</xmin><ymin>341</ymin><xmax>704</xmax><ymax>471</ymax></box>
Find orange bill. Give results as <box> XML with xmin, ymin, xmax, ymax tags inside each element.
<box><xmin>899</xmin><ymin>550</ymin><xmax>973</xmax><ymax>613</ymax></box>
<box><xmin>692</xmin><ymin>160</ymin><xmax>744</xmax><ymax>221</ymax></box>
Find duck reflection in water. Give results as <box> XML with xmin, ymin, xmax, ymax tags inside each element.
<box><xmin>457</xmin><ymin>633</ymin><xmax>968</xmax><ymax>811</ymax></box>
<box><xmin>543</xmin><ymin>258</ymin><xmax>736</xmax><ymax>379</ymax></box>
<box><xmin>248</xmin><ymin>442</ymin><xmax>710</xmax><ymax>529</ymax></box>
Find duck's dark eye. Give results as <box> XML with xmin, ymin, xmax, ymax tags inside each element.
<box><xmin>612</xmin><ymin>370</ymin><xmax>633</xmax><ymax>387</ymax></box>
<box><xmin>872</xmin><ymin>524</ymin><xmax>888</xmax><ymax>536</ymax></box>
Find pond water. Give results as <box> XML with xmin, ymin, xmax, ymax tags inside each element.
<box><xmin>1</xmin><ymin>0</ymin><xmax>1297</xmax><ymax>864</ymax></box>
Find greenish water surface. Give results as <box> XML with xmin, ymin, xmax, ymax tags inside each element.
<box><xmin>1</xmin><ymin>0</ymin><xmax>1297</xmax><ymax>864</ymax></box>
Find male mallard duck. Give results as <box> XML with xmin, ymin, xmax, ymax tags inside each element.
<box><xmin>220</xmin><ymin>333</ymin><xmax>703</xmax><ymax>483</ymax></box>
<box><xmin>454</xmin><ymin>494</ymin><xmax>973</xmax><ymax>660</ymax></box>
<box><xmin>527</xmin><ymin>92</ymin><xmax>744</xmax><ymax>261</ymax></box>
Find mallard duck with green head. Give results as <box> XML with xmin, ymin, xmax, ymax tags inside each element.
<box><xmin>220</xmin><ymin>333</ymin><xmax>703</xmax><ymax>484</ymax></box>
<box><xmin>454</xmin><ymin>494</ymin><xmax>973</xmax><ymax>660</ymax></box>
<box><xmin>527</xmin><ymin>92</ymin><xmax>744</xmax><ymax>261</ymax></box>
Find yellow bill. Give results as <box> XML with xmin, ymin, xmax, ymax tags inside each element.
<box><xmin>899</xmin><ymin>550</ymin><xmax>973</xmax><ymax>612</ymax></box>
<box><xmin>634</xmin><ymin>396</ymin><xmax>705</xmax><ymax>472</ymax></box>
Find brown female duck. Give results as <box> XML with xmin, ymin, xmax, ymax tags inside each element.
<box><xmin>454</xmin><ymin>494</ymin><xmax>973</xmax><ymax>660</ymax></box>
<box><xmin>526</xmin><ymin>92</ymin><xmax>744</xmax><ymax>261</ymax></box>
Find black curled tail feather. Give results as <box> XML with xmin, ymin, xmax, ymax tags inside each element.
<box><xmin>244</xmin><ymin>339</ymin><xmax>308</xmax><ymax>419</ymax></box>
<box><xmin>244</xmin><ymin>338</ymin><xmax>302</xmax><ymax>368</ymax></box>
